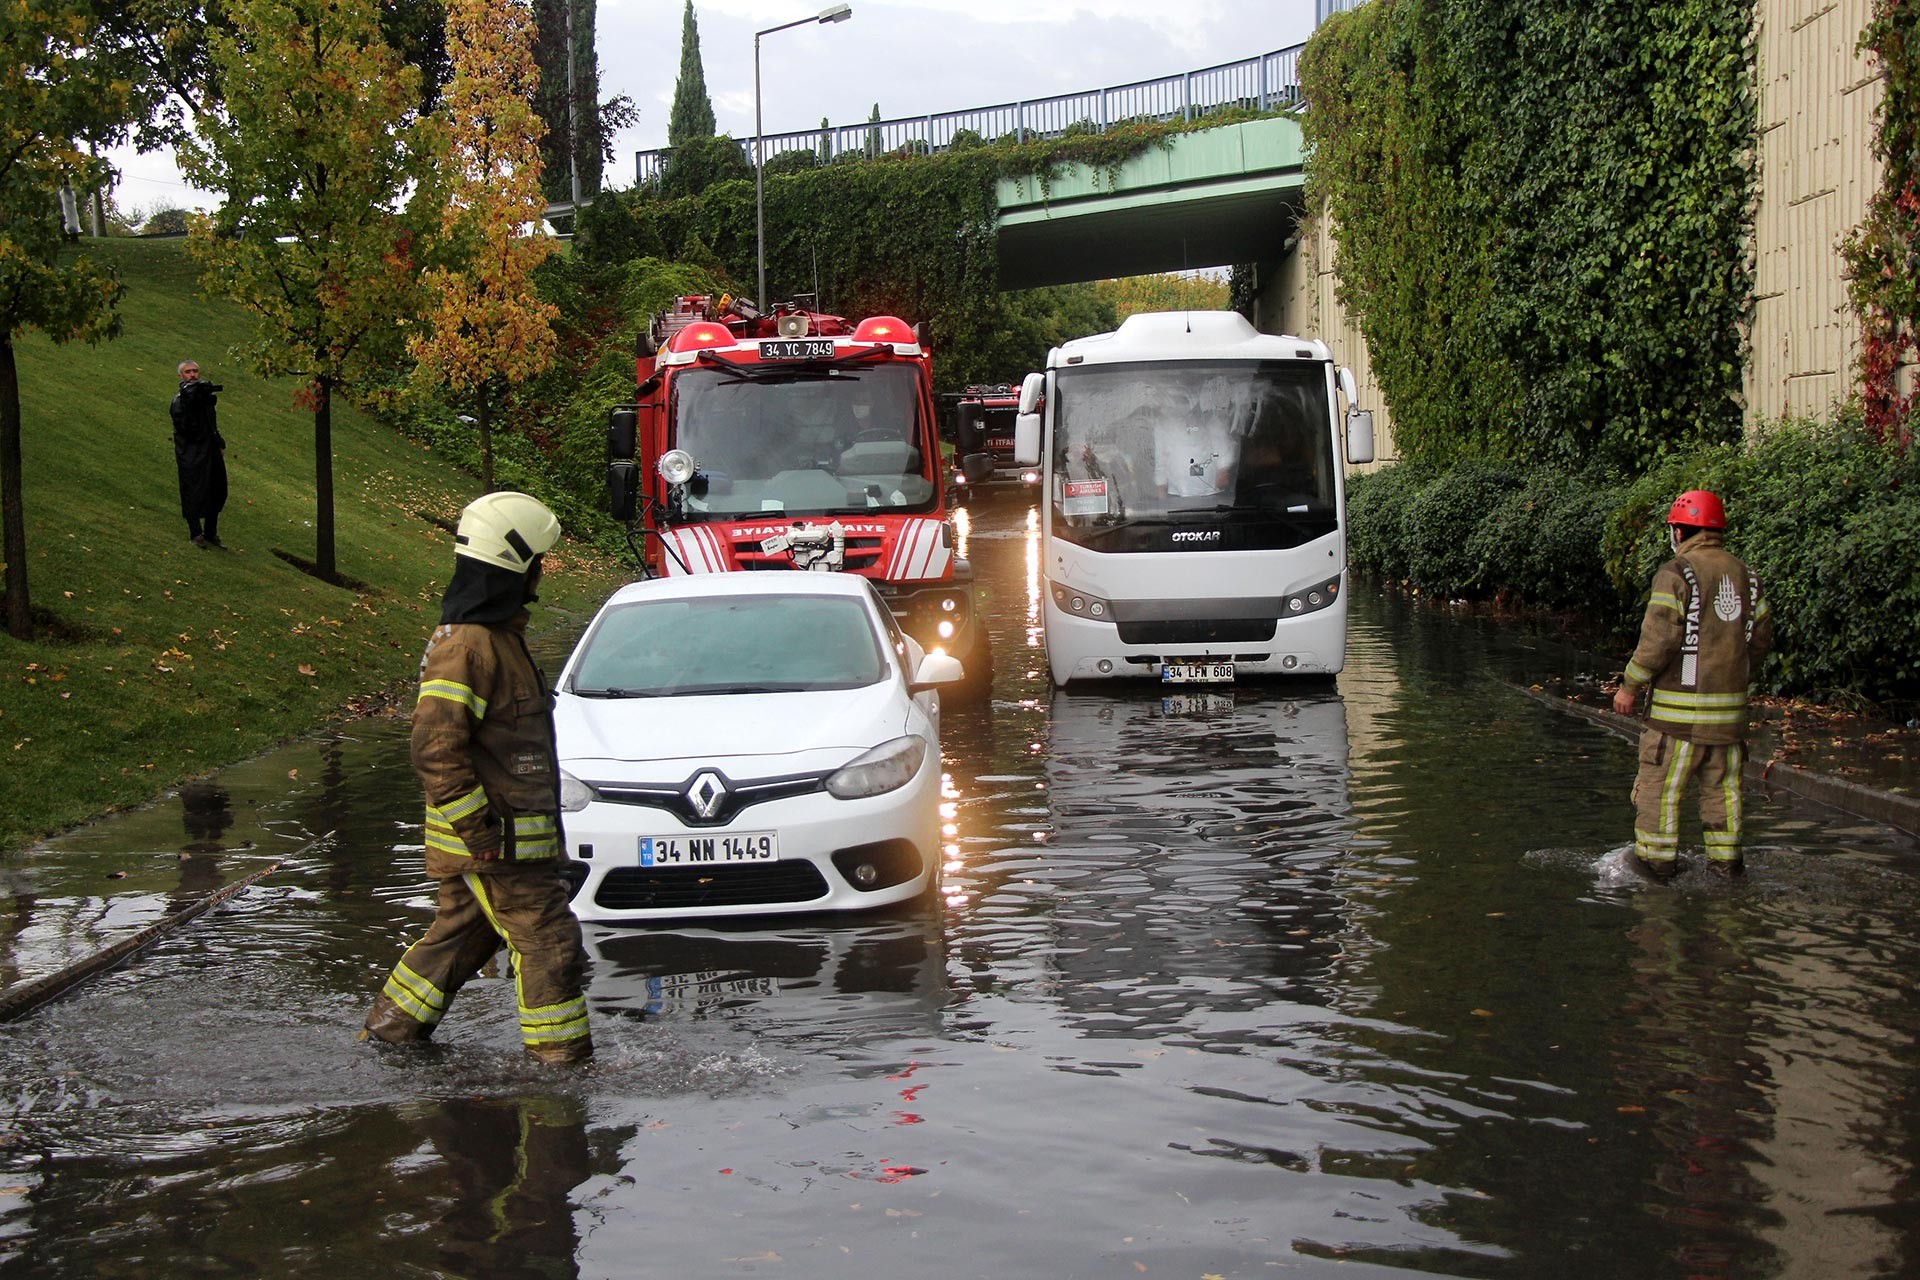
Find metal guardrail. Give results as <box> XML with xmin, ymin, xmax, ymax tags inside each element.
<box><xmin>634</xmin><ymin>44</ymin><xmax>1305</xmax><ymax>186</ymax></box>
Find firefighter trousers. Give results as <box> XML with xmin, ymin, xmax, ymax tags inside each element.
<box><xmin>364</xmin><ymin>863</ymin><xmax>591</xmax><ymax>1062</ymax></box>
<box><xmin>1631</xmin><ymin>729</ymin><xmax>1744</xmax><ymax>866</ymax></box>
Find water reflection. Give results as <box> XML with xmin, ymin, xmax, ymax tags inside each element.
<box><xmin>5</xmin><ymin>494</ymin><xmax>1920</xmax><ymax>1277</ymax></box>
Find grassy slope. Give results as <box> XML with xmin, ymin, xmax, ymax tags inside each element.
<box><xmin>0</xmin><ymin>239</ymin><xmax>630</xmax><ymax>851</ymax></box>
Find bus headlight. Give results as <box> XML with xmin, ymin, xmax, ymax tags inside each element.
<box><xmin>1049</xmin><ymin>580</ymin><xmax>1114</xmax><ymax>622</ymax></box>
<box><xmin>1282</xmin><ymin>576</ymin><xmax>1343</xmax><ymax>618</ymax></box>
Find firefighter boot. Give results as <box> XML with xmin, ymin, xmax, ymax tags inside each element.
<box><xmin>1630</xmin><ymin>851</ymin><xmax>1680</xmax><ymax>883</ymax></box>
<box><xmin>527</xmin><ymin>1033</ymin><xmax>593</xmax><ymax>1066</ymax></box>
<box><xmin>362</xmin><ymin>991</ymin><xmax>435</xmax><ymax>1045</ymax></box>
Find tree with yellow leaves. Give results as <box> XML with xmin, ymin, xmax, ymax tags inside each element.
<box><xmin>412</xmin><ymin>0</ymin><xmax>558</xmax><ymax>494</ymax></box>
<box><xmin>181</xmin><ymin>0</ymin><xmax>436</xmax><ymax>584</ymax></box>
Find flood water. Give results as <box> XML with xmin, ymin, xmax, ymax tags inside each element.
<box><xmin>4</xmin><ymin>488</ymin><xmax>1919</xmax><ymax>1278</ymax></box>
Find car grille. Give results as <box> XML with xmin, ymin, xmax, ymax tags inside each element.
<box><xmin>593</xmin><ymin>863</ymin><xmax>830</xmax><ymax>910</ymax></box>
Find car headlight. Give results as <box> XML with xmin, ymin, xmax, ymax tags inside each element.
<box><xmin>825</xmin><ymin>735</ymin><xmax>928</xmax><ymax>800</ymax></box>
<box><xmin>559</xmin><ymin>769</ymin><xmax>596</xmax><ymax>812</ymax></box>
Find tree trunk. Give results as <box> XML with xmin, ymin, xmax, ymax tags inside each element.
<box><xmin>0</xmin><ymin>337</ymin><xmax>30</xmax><ymax>640</ymax></box>
<box><xmin>315</xmin><ymin>375</ymin><xmax>336</xmax><ymax>581</ymax></box>
<box><xmin>478</xmin><ymin>382</ymin><xmax>494</xmax><ymax>493</ymax></box>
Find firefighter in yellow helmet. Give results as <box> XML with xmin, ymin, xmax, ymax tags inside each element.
<box><xmin>363</xmin><ymin>492</ymin><xmax>592</xmax><ymax>1062</ymax></box>
<box><xmin>1612</xmin><ymin>490</ymin><xmax>1773</xmax><ymax>879</ymax></box>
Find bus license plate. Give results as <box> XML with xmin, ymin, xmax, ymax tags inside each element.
<box><xmin>1162</xmin><ymin>661</ymin><xmax>1235</xmax><ymax>684</ymax></box>
<box><xmin>639</xmin><ymin>832</ymin><xmax>778</xmax><ymax>866</ymax></box>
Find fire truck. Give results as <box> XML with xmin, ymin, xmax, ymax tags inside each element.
<box><xmin>947</xmin><ymin>383</ymin><xmax>1039</xmax><ymax>490</ymax></box>
<box><xmin>606</xmin><ymin>293</ymin><xmax>991</xmax><ymax>696</ymax></box>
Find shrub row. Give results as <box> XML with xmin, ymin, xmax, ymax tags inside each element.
<box><xmin>1347</xmin><ymin>415</ymin><xmax>1920</xmax><ymax>713</ymax></box>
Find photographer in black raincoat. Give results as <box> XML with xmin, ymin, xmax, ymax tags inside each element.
<box><xmin>169</xmin><ymin>360</ymin><xmax>227</xmax><ymax>548</ymax></box>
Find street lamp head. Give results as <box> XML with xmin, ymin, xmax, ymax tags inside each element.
<box><xmin>817</xmin><ymin>4</ymin><xmax>852</xmax><ymax>22</ymax></box>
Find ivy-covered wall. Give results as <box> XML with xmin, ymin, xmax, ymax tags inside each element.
<box><xmin>1300</xmin><ymin>0</ymin><xmax>1758</xmax><ymax>470</ymax></box>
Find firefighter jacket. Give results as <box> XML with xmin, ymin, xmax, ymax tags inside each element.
<box><xmin>411</xmin><ymin>610</ymin><xmax>564</xmax><ymax>876</ymax></box>
<box><xmin>1621</xmin><ymin>530</ymin><xmax>1772</xmax><ymax>745</ymax></box>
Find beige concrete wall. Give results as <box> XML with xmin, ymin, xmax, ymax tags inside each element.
<box><xmin>1748</xmin><ymin>0</ymin><xmax>1885</xmax><ymax>425</ymax></box>
<box><xmin>1258</xmin><ymin>209</ymin><xmax>1400</xmax><ymax>468</ymax></box>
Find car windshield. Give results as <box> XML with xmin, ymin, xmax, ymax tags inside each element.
<box><xmin>569</xmin><ymin>594</ymin><xmax>888</xmax><ymax>697</ymax></box>
<box><xmin>671</xmin><ymin>363</ymin><xmax>935</xmax><ymax>517</ymax></box>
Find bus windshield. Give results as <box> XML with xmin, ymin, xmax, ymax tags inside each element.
<box><xmin>1049</xmin><ymin>360</ymin><xmax>1337</xmax><ymax>550</ymax></box>
<box><xmin>670</xmin><ymin>363</ymin><xmax>935</xmax><ymax>518</ymax></box>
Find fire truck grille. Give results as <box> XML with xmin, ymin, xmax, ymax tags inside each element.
<box><xmin>729</xmin><ymin>536</ymin><xmax>883</xmax><ymax>572</ymax></box>
<box><xmin>594</xmin><ymin>862</ymin><xmax>830</xmax><ymax>910</ymax></box>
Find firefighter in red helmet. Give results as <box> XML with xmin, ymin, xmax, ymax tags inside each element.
<box><xmin>1612</xmin><ymin>490</ymin><xmax>1772</xmax><ymax>877</ymax></box>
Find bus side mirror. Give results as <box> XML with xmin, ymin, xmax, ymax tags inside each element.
<box><xmin>1337</xmin><ymin>365</ymin><xmax>1359</xmax><ymax>406</ymax></box>
<box><xmin>1017</xmin><ymin>371</ymin><xmax>1044</xmax><ymax>415</ymax></box>
<box><xmin>1346</xmin><ymin>410</ymin><xmax>1376</xmax><ymax>465</ymax></box>
<box><xmin>1013</xmin><ymin>412</ymin><xmax>1041</xmax><ymax>466</ymax></box>
<box><xmin>607</xmin><ymin>405</ymin><xmax>638</xmax><ymax>460</ymax></box>
<box><xmin>607</xmin><ymin>460</ymin><xmax>639</xmax><ymax>522</ymax></box>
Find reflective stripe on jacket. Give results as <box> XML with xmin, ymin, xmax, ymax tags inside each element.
<box><xmin>411</xmin><ymin>610</ymin><xmax>564</xmax><ymax>875</ymax></box>
<box><xmin>1621</xmin><ymin>530</ymin><xmax>1772</xmax><ymax>745</ymax></box>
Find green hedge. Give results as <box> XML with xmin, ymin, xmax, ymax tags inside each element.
<box><xmin>1347</xmin><ymin>415</ymin><xmax>1920</xmax><ymax>712</ymax></box>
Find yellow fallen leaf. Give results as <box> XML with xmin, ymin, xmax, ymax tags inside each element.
<box><xmin>1471</xmin><ymin>1008</ymin><xmax>1493</xmax><ymax>1017</ymax></box>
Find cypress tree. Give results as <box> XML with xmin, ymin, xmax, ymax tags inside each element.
<box><xmin>668</xmin><ymin>0</ymin><xmax>715</xmax><ymax>146</ymax></box>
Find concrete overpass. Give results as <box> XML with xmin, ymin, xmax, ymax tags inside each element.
<box><xmin>992</xmin><ymin>116</ymin><xmax>1306</xmax><ymax>289</ymax></box>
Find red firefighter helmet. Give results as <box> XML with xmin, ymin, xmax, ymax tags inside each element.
<box><xmin>1667</xmin><ymin>489</ymin><xmax>1726</xmax><ymax>530</ymax></box>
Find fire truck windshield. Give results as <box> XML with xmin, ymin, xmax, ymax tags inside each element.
<box><xmin>670</xmin><ymin>364</ymin><xmax>935</xmax><ymax>518</ymax></box>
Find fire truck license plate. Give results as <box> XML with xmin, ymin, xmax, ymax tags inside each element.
<box><xmin>759</xmin><ymin>339</ymin><xmax>836</xmax><ymax>361</ymax></box>
<box><xmin>1161</xmin><ymin>661</ymin><xmax>1235</xmax><ymax>684</ymax></box>
<box><xmin>639</xmin><ymin>832</ymin><xmax>778</xmax><ymax>866</ymax></box>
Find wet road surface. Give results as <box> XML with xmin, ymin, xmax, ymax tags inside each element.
<box><xmin>3</xmin><ymin>486</ymin><xmax>1919</xmax><ymax>1278</ymax></box>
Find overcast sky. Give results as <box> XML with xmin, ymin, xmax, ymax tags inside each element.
<box><xmin>107</xmin><ymin>0</ymin><xmax>1319</xmax><ymax>215</ymax></box>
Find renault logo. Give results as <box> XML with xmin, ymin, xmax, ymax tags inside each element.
<box><xmin>686</xmin><ymin>771</ymin><xmax>729</xmax><ymax>820</ymax></box>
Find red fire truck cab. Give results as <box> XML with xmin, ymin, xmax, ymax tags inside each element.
<box><xmin>948</xmin><ymin>383</ymin><xmax>1039</xmax><ymax>490</ymax></box>
<box><xmin>607</xmin><ymin>294</ymin><xmax>991</xmax><ymax>696</ymax></box>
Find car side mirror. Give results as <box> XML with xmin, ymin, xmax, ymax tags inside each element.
<box><xmin>960</xmin><ymin>452</ymin><xmax>993</xmax><ymax>485</ymax></box>
<box><xmin>1346</xmin><ymin>410</ymin><xmax>1376</xmax><ymax>465</ymax></box>
<box><xmin>909</xmin><ymin>651</ymin><xmax>963</xmax><ymax>692</ymax></box>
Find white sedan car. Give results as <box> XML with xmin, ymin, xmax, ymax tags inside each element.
<box><xmin>553</xmin><ymin>572</ymin><xmax>960</xmax><ymax>923</ymax></box>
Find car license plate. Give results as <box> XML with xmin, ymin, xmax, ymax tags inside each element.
<box><xmin>639</xmin><ymin>832</ymin><xmax>778</xmax><ymax>866</ymax></box>
<box><xmin>759</xmin><ymin>338</ymin><xmax>836</xmax><ymax>361</ymax></box>
<box><xmin>1161</xmin><ymin>661</ymin><xmax>1235</xmax><ymax>684</ymax></box>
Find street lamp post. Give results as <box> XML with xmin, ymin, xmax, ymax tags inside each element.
<box><xmin>756</xmin><ymin>3</ymin><xmax>852</xmax><ymax>307</ymax></box>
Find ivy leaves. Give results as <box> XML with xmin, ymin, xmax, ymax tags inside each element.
<box><xmin>1302</xmin><ymin>0</ymin><xmax>1756</xmax><ymax>470</ymax></box>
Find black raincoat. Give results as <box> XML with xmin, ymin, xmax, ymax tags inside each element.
<box><xmin>169</xmin><ymin>380</ymin><xmax>227</xmax><ymax>521</ymax></box>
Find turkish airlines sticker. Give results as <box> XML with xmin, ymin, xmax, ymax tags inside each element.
<box><xmin>1061</xmin><ymin>478</ymin><xmax>1109</xmax><ymax>517</ymax></box>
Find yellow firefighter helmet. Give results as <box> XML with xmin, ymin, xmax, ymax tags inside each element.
<box><xmin>454</xmin><ymin>492</ymin><xmax>561</xmax><ymax>571</ymax></box>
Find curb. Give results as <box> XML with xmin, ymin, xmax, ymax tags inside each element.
<box><xmin>1510</xmin><ymin>683</ymin><xmax>1920</xmax><ymax>839</ymax></box>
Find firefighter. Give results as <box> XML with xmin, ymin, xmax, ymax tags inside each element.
<box><xmin>363</xmin><ymin>492</ymin><xmax>592</xmax><ymax>1062</ymax></box>
<box><xmin>1611</xmin><ymin>490</ymin><xmax>1773</xmax><ymax>878</ymax></box>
